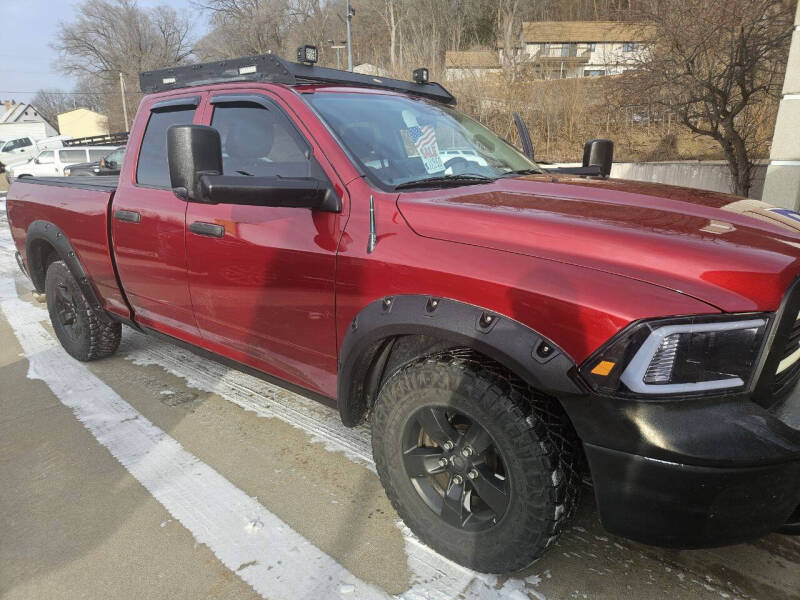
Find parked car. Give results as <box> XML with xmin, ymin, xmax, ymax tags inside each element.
<box><xmin>6</xmin><ymin>51</ymin><xmax>800</xmax><ymax>574</ymax></box>
<box><xmin>7</xmin><ymin>146</ymin><xmax>117</xmax><ymax>179</ymax></box>
<box><xmin>0</xmin><ymin>135</ymin><xmax>68</xmax><ymax>170</ymax></box>
<box><xmin>65</xmin><ymin>146</ymin><xmax>126</xmax><ymax>177</ymax></box>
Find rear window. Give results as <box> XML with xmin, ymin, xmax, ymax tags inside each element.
<box><xmin>136</xmin><ymin>106</ymin><xmax>196</xmax><ymax>187</ymax></box>
<box><xmin>89</xmin><ymin>149</ymin><xmax>110</xmax><ymax>161</ymax></box>
<box><xmin>59</xmin><ymin>149</ymin><xmax>88</xmax><ymax>163</ymax></box>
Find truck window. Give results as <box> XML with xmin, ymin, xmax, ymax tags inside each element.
<box><xmin>59</xmin><ymin>149</ymin><xmax>88</xmax><ymax>163</ymax></box>
<box><xmin>136</xmin><ymin>106</ymin><xmax>196</xmax><ymax>187</ymax></box>
<box><xmin>89</xmin><ymin>149</ymin><xmax>109</xmax><ymax>161</ymax></box>
<box><xmin>36</xmin><ymin>151</ymin><xmax>55</xmax><ymax>164</ymax></box>
<box><xmin>211</xmin><ymin>103</ymin><xmax>310</xmax><ymax>178</ymax></box>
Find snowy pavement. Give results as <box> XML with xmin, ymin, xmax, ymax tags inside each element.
<box><xmin>1</xmin><ymin>201</ymin><xmax>799</xmax><ymax>600</ymax></box>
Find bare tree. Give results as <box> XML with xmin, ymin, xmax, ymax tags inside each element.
<box><xmin>621</xmin><ymin>0</ymin><xmax>794</xmax><ymax>196</ymax></box>
<box><xmin>497</xmin><ymin>0</ymin><xmax>524</xmax><ymax>83</ymax></box>
<box><xmin>54</xmin><ymin>0</ymin><xmax>193</xmax><ymax>77</ymax></box>
<box><xmin>53</xmin><ymin>0</ymin><xmax>194</xmax><ymax>130</ymax></box>
<box><xmin>30</xmin><ymin>89</ymin><xmax>78</xmax><ymax>128</ymax></box>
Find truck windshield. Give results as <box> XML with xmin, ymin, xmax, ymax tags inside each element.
<box><xmin>306</xmin><ymin>92</ymin><xmax>541</xmax><ymax>188</ymax></box>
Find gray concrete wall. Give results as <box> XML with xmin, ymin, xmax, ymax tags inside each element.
<box><xmin>552</xmin><ymin>160</ymin><xmax>768</xmax><ymax>199</ymax></box>
<box><xmin>611</xmin><ymin>160</ymin><xmax>767</xmax><ymax>199</ymax></box>
<box><xmin>762</xmin><ymin>2</ymin><xmax>800</xmax><ymax>208</ymax></box>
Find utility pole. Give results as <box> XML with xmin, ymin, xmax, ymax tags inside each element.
<box><xmin>329</xmin><ymin>40</ymin><xmax>347</xmax><ymax>70</ymax></box>
<box><xmin>119</xmin><ymin>72</ymin><xmax>129</xmax><ymax>132</ymax></box>
<box><xmin>346</xmin><ymin>0</ymin><xmax>354</xmax><ymax>72</ymax></box>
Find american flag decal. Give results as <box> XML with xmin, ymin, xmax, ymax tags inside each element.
<box><xmin>407</xmin><ymin>125</ymin><xmax>443</xmax><ymax>172</ymax></box>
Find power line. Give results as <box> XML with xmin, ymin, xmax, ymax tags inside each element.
<box><xmin>0</xmin><ymin>90</ymin><xmax>100</xmax><ymax>95</ymax></box>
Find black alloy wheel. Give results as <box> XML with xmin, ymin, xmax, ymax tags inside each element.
<box><xmin>402</xmin><ymin>406</ymin><xmax>509</xmax><ymax>531</ymax></box>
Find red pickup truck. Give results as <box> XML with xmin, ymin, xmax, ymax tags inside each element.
<box><xmin>7</xmin><ymin>53</ymin><xmax>800</xmax><ymax>573</ymax></box>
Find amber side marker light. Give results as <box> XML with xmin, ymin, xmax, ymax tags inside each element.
<box><xmin>591</xmin><ymin>360</ymin><xmax>616</xmax><ymax>376</ymax></box>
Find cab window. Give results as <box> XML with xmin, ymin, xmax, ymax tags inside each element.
<box><xmin>137</xmin><ymin>105</ymin><xmax>196</xmax><ymax>187</ymax></box>
<box><xmin>210</xmin><ymin>102</ymin><xmax>310</xmax><ymax>178</ymax></box>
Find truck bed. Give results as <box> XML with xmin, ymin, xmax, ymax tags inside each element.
<box><xmin>7</xmin><ymin>176</ymin><xmax>130</xmax><ymax>318</ymax></box>
<box><xmin>20</xmin><ymin>175</ymin><xmax>119</xmax><ymax>192</ymax></box>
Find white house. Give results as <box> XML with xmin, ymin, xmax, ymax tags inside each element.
<box><xmin>516</xmin><ymin>21</ymin><xmax>654</xmax><ymax>79</ymax></box>
<box><xmin>446</xmin><ymin>21</ymin><xmax>654</xmax><ymax>81</ymax></box>
<box><xmin>0</xmin><ymin>100</ymin><xmax>58</xmax><ymax>141</ymax></box>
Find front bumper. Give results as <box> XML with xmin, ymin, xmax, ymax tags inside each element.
<box><xmin>585</xmin><ymin>443</ymin><xmax>800</xmax><ymax>547</ymax></box>
<box><xmin>561</xmin><ymin>385</ymin><xmax>800</xmax><ymax>548</ymax></box>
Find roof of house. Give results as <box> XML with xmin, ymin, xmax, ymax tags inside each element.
<box><xmin>0</xmin><ymin>103</ymin><xmax>31</xmax><ymax>123</ymax></box>
<box><xmin>520</xmin><ymin>21</ymin><xmax>655</xmax><ymax>43</ymax></box>
<box><xmin>445</xmin><ymin>51</ymin><xmax>501</xmax><ymax>69</ymax></box>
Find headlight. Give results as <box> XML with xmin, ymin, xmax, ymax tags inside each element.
<box><xmin>581</xmin><ymin>315</ymin><xmax>770</xmax><ymax>397</ymax></box>
<box><xmin>64</xmin><ymin>168</ymin><xmax>71</xmax><ymax>176</ymax></box>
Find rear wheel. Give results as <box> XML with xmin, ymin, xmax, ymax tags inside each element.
<box><xmin>372</xmin><ymin>351</ymin><xmax>581</xmax><ymax>573</ymax></box>
<box><xmin>45</xmin><ymin>260</ymin><xmax>121</xmax><ymax>361</ymax></box>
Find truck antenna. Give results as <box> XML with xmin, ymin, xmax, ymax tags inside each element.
<box><xmin>367</xmin><ymin>195</ymin><xmax>377</xmax><ymax>254</ymax></box>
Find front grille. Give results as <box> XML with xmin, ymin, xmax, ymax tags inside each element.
<box><xmin>772</xmin><ymin>314</ymin><xmax>800</xmax><ymax>398</ymax></box>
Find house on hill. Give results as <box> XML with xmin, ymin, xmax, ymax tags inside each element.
<box><xmin>446</xmin><ymin>21</ymin><xmax>654</xmax><ymax>81</ymax></box>
<box><xmin>444</xmin><ymin>51</ymin><xmax>501</xmax><ymax>81</ymax></box>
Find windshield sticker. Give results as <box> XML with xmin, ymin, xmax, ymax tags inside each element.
<box><xmin>402</xmin><ymin>110</ymin><xmax>444</xmax><ymax>174</ymax></box>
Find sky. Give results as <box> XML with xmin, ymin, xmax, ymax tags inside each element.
<box><xmin>0</xmin><ymin>0</ymin><xmax>200</xmax><ymax>105</ymax></box>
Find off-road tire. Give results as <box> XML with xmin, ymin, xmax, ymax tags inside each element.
<box><xmin>45</xmin><ymin>260</ymin><xmax>121</xmax><ymax>361</ymax></box>
<box><xmin>372</xmin><ymin>351</ymin><xmax>581</xmax><ymax>573</ymax></box>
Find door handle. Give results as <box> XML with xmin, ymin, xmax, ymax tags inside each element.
<box><xmin>114</xmin><ymin>209</ymin><xmax>141</xmax><ymax>223</ymax></box>
<box><xmin>189</xmin><ymin>221</ymin><xmax>225</xmax><ymax>238</ymax></box>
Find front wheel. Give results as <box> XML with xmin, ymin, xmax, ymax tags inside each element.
<box><xmin>45</xmin><ymin>260</ymin><xmax>121</xmax><ymax>361</ymax></box>
<box><xmin>371</xmin><ymin>351</ymin><xmax>581</xmax><ymax>573</ymax></box>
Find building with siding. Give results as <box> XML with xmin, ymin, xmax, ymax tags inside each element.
<box><xmin>446</xmin><ymin>21</ymin><xmax>654</xmax><ymax>81</ymax></box>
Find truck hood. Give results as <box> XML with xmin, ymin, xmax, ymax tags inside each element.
<box><xmin>397</xmin><ymin>175</ymin><xmax>800</xmax><ymax>312</ymax></box>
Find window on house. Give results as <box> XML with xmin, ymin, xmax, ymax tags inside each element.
<box><xmin>588</xmin><ymin>42</ymin><xmax>596</xmax><ymax>51</ymax></box>
<box><xmin>584</xmin><ymin>69</ymin><xmax>606</xmax><ymax>77</ymax></box>
<box><xmin>623</xmin><ymin>42</ymin><xmax>637</xmax><ymax>53</ymax></box>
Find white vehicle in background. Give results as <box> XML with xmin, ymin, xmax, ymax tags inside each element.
<box><xmin>441</xmin><ymin>148</ymin><xmax>490</xmax><ymax>169</ymax></box>
<box><xmin>0</xmin><ymin>135</ymin><xmax>69</xmax><ymax>169</ymax></box>
<box><xmin>7</xmin><ymin>146</ymin><xmax>117</xmax><ymax>179</ymax></box>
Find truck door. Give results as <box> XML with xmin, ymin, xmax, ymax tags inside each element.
<box><xmin>186</xmin><ymin>92</ymin><xmax>347</xmax><ymax>396</ymax></box>
<box><xmin>111</xmin><ymin>95</ymin><xmax>204</xmax><ymax>339</ymax></box>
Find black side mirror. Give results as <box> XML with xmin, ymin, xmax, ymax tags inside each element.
<box><xmin>582</xmin><ymin>139</ymin><xmax>614</xmax><ymax>178</ymax></box>
<box><xmin>199</xmin><ymin>174</ymin><xmax>341</xmax><ymax>212</ymax></box>
<box><xmin>167</xmin><ymin>124</ymin><xmax>223</xmax><ymax>201</ymax></box>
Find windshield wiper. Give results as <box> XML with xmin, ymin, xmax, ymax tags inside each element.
<box><xmin>500</xmin><ymin>168</ymin><xmax>542</xmax><ymax>177</ymax></box>
<box><xmin>395</xmin><ymin>173</ymin><xmax>494</xmax><ymax>190</ymax></box>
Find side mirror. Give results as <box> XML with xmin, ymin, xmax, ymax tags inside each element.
<box><xmin>582</xmin><ymin>139</ymin><xmax>614</xmax><ymax>178</ymax></box>
<box><xmin>199</xmin><ymin>174</ymin><xmax>341</xmax><ymax>212</ymax></box>
<box><xmin>167</xmin><ymin>124</ymin><xmax>223</xmax><ymax>201</ymax></box>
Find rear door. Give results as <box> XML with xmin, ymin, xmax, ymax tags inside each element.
<box><xmin>185</xmin><ymin>91</ymin><xmax>347</xmax><ymax>394</ymax></box>
<box><xmin>111</xmin><ymin>94</ymin><xmax>204</xmax><ymax>339</ymax></box>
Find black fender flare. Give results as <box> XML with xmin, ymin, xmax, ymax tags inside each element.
<box><xmin>25</xmin><ymin>220</ymin><xmax>115</xmax><ymax>325</ymax></box>
<box><xmin>337</xmin><ymin>295</ymin><xmax>585</xmax><ymax>426</ymax></box>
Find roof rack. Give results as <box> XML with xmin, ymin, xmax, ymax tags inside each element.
<box><xmin>139</xmin><ymin>53</ymin><xmax>456</xmax><ymax>105</ymax></box>
<box><xmin>62</xmin><ymin>131</ymin><xmax>128</xmax><ymax>147</ymax></box>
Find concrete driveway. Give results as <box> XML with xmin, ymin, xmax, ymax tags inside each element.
<box><xmin>1</xmin><ymin>200</ymin><xmax>799</xmax><ymax>600</ymax></box>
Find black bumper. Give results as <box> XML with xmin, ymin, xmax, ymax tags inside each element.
<box><xmin>561</xmin><ymin>386</ymin><xmax>800</xmax><ymax>547</ymax></box>
<box><xmin>585</xmin><ymin>443</ymin><xmax>800</xmax><ymax>547</ymax></box>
